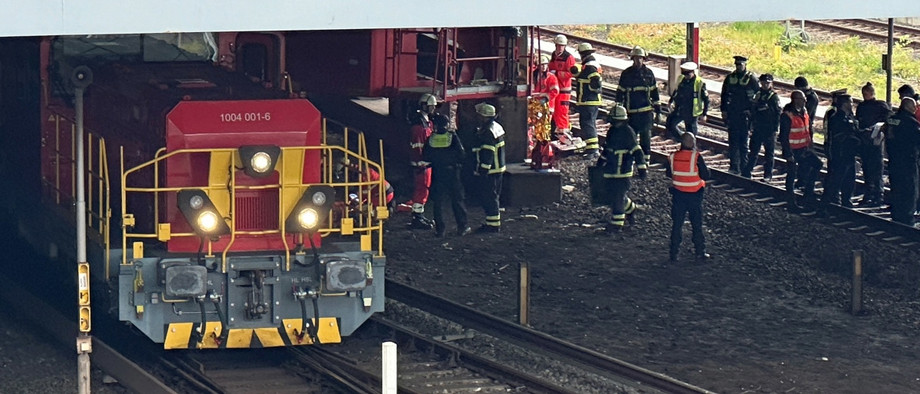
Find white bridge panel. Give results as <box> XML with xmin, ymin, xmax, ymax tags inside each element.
<box><xmin>1</xmin><ymin>0</ymin><xmax>918</xmax><ymax>37</ymax></box>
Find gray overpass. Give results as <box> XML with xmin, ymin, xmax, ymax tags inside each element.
<box><xmin>2</xmin><ymin>0</ymin><xmax>919</xmax><ymax>37</ymax></box>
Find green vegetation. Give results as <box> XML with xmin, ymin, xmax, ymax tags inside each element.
<box><xmin>569</xmin><ymin>22</ymin><xmax>920</xmax><ymax>97</ymax></box>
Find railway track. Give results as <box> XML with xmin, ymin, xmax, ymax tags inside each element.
<box><xmin>387</xmin><ymin>280</ymin><xmax>714</xmax><ymax>394</ymax></box>
<box><xmin>804</xmin><ymin>19</ymin><xmax>920</xmax><ymax>51</ymax></box>
<box><xmin>644</xmin><ymin>124</ymin><xmax>920</xmax><ymax>249</ymax></box>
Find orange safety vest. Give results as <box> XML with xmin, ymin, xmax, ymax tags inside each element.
<box><xmin>669</xmin><ymin>150</ymin><xmax>705</xmax><ymax>192</ymax></box>
<box><xmin>786</xmin><ymin>111</ymin><xmax>811</xmax><ymax>150</ymax></box>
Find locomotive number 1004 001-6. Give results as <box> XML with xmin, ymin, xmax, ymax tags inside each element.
<box><xmin>219</xmin><ymin>112</ymin><xmax>272</xmax><ymax>122</ymax></box>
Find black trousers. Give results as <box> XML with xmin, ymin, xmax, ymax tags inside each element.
<box><xmin>670</xmin><ymin>188</ymin><xmax>705</xmax><ymax>256</ymax></box>
<box><xmin>430</xmin><ymin>167</ymin><xmax>468</xmax><ymax>233</ymax></box>
<box><xmin>628</xmin><ymin>111</ymin><xmax>654</xmax><ymax>161</ymax></box>
<box><xmin>743</xmin><ymin>130</ymin><xmax>776</xmax><ymax>178</ymax></box>
<box><xmin>889</xmin><ymin>158</ymin><xmax>918</xmax><ymax>225</ymax></box>
<box><xmin>666</xmin><ymin>111</ymin><xmax>699</xmax><ymax>140</ymax></box>
<box><xmin>605</xmin><ymin>177</ymin><xmax>633</xmax><ymax>227</ymax></box>
<box><xmin>726</xmin><ymin>111</ymin><xmax>750</xmax><ymax>172</ymax></box>
<box><xmin>859</xmin><ymin>143</ymin><xmax>884</xmax><ymax>202</ymax></box>
<box><xmin>479</xmin><ymin>173</ymin><xmax>503</xmax><ymax>228</ymax></box>
<box><xmin>577</xmin><ymin>105</ymin><xmax>600</xmax><ymax>153</ymax></box>
<box><xmin>821</xmin><ymin>156</ymin><xmax>856</xmax><ymax>205</ymax></box>
<box><xmin>785</xmin><ymin>148</ymin><xmax>822</xmax><ymax>203</ymax></box>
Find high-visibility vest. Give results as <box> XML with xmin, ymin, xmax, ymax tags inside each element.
<box><xmin>676</xmin><ymin>75</ymin><xmax>705</xmax><ymax>117</ymax></box>
<box><xmin>428</xmin><ymin>132</ymin><xmax>452</xmax><ymax>148</ymax></box>
<box><xmin>669</xmin><ymin>150</ymin><xmax>705</xmax><ymax>192</ymax></box>
<box><xmin>786</xmin><ymin>111</ymin><xmax>811</xmax><ymax>149</ymax></box>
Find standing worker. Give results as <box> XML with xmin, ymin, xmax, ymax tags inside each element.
<box><xmin>821</xmin><ymin>94</ymin><xmax>861</xmax><ymax>208</ymax></box>
<box><xmin>741</xmin><ymin>73</ymin><xmax>781</xmax><ymax>181</ymax></box>
<box><xmin>666</xmin><ymin>61</ymin><xmax>709</xmax><ymax>140</ymax></box>
<box><xmin>402</xmin><ymin>93</ymin><xmax>437</xmax><ymax>229</ymax></box>
<box><xmin>472</xmin><ymin>103</ymin><xmax>506</xmax><ymax>233</ymax></box>
<box><xmin>886</xmin><ymin>97</ymin><xmax>920</xmax><ymax>225</ymax></box>
<box><xmin>597</xmin><ymin>105</ymin><xmax>648</xmax><ymax>233</ymax></box>
<box><xmin>794</xmin><ymin>77</ymin><xmax>820</xmax><ymax>136</ymax></box>
<box><xmin>574</xmin><ymin>42</ymin><xmax>603</xmax><ymax>159</ymax></box>
<box><xmin>615</xmin><ymin>46</ymin><xmax>660</xmax><ymax>164</ymax></box>
<box><xmin>423</xmin><ymin>114</ymin><xmax>471</xmax><ymax>237</ymax></box>
<box><xmin>855</xmin><ymin>82</ymin><xmax>890</xmax><ymax>207</ymax></box>
<box><xmin>780</xmin><ymin>90</ymin><xmax>823</xmax><ymax>210</ymax></box>
<box><xmin>721</xmin><ymin>56</ymin><xmax>759</xmax><ymax>173</ymax></box>
<box><xmin>667</xmin><ymin>133</ymin><xmax>711</xmax><ymax>262</ymax></box>
<box><xmin>548</xmin><ymin>35</ymin><xmax>576</xmax><ymax>135</ymax></box>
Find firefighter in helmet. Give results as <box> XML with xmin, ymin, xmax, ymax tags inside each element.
<box><xmin>472</xmin><ymin>103</ymin><xmax>506</xmax><ymax>233</ymax></box>
<box><xmin>598</xmin><ymin>104</ymin><xmax>647</xmax><ymax>233</ymax></box>
<box><xmin>402</xmin><ymin>93</ymin><xmax>437</xmax><ymax>229</ymax></box>
<box><xmin>615</xmin><ymin>46</ymin><xmax>660</xmax><ymax>165</ymax></box>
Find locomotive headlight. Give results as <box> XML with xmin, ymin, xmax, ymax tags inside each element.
<box><xmin>250</xmin><ymin>152</ymin><xmax>272</xmax><ymax>174</ymax></box>
<box><xmin>311</xmin><ymin>191</ymin><xmax>327</xmax><ymax>205</ymax></box>
<box><xmin>285</xmin><ymin>185</ymin><xmax>336</xmax><ymax>233</ymax></box>
<box><xmin>239</xmin><ymin>145</ymin><xmax>280</xmax><ymax>178</ymax></box>
<box><xmin>297</xmin><ymin>208</ymin><xmax>319</xmax><ymax>229</ymax></box>
<box><xmin>197</xmin><ymin>211</ymin><xmax>220</xmax><ymax>233</ymax></box>
<box><xmin>177</xmin><ymin>189</ymin><xmax>230</xmax><ymax>238</ymax></box>
<box><xmin>189</xmin><ymin>195</ymin><xmax>204</xmax><ymax>210</ymax></box>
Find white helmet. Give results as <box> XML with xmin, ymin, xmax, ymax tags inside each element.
<box><xmin>553</xmin><ymin>34</ymin><xmax>567</xmax><ymax>45</ymax></box>
<box><xmin>608</xmin><ymin>105</ymin><xmax>628</xmax><ymax>121</ymax></box>
<box><xmin>680</xmin><ymin>61</ymin><xmax>698</xmax><ymax>71</ymax></box>
<box><xmin>539</xmin><ymin>54</ymin><xmax>551</xmax><ymax>65</ymax></box>
<box><xmin>629</xmin><ymin>46</ymin><xmax>647</xmax><ymax>58</ymax></box>
<box><xmin>419</xmin><ymin>93</ymin><xmax>438</xmax><ymax>107</ymax></box>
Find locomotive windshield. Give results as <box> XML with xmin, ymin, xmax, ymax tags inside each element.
<box><xmin>49</xmin><ymin>33</ymin><xmax>219</xmax><ymax>99</ymax></box>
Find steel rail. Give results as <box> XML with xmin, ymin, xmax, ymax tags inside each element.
<box><xmin>0</xmin><ymin>271</ymin><xmax>177</xmax><ymax>394</ymax></box>
<box><xmin>387</xmin><ymin>280</ymin><xmax>715</xmax><ymax>394</ymax></box>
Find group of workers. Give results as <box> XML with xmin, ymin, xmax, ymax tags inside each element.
<box><xmin>398</xmin><ymin>94</ymin><xmax>507</xmax><ymax>236</ymax></box>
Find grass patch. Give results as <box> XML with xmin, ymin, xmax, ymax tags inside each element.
<box><xmin>577</xmin><ymin>21</ymin><xmax>920</xmax><ymax>97</ymax></box>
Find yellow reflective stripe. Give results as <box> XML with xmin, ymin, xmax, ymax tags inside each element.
<box><xmin>488</xmin><ymin>166</ymin><xmax>506</xmax><ymax>174</ymax></box>
<box><xmin>625</xmin><ymin>199</ymin><xmax>636</xmax><ymax>214</ymax></box>
<box><xmin>480</xmin><ymin>145</ymin><xmax>496</xmax><ymax>151</ymax></box>
<box><xmin>481</xmin><ymin>163</ymin><xmax>491</xmax><ymax>169</ymax></box>
<box><xmin>626</xmin><ymin>106</ymin><xmax>653</xmax><ymax>113</ymax></box>
<box><xmin>625</xmin><ymin>86</ymin><xmax>652</xmax><ymax>92</ymax></box>
<box><xmin>603</xmin><ymin>172</ymin><xmax>632</xmax><ymax>178</ymax></box>
<box><xmin>410</xmin><ymin>142</ymin><xmax>426</xmax><ymax>148</ymax></box>
<box><xmin>636</xmin><ymin>164</ymin><xmax>647</xmax><ymax>169</ymax></box>
<box><xmin>486</xmin><ymin>215</ymin><xmax>501</xmax><ymax>220</ymax></box>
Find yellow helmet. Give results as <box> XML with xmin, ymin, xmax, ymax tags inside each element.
<box><xmin>576</xmin><ymin>43</ymin><xmax>594</xmax><ymax>53</ymax></box>
<box><xmin>539</xmin><ymin>54</ymin><xmax>551</xmax><ymax>65</ymax></box>
<box><xmin>608</xmin><ymin>105</ymin><xmax>628</xmax><ymax>121</ymax></box>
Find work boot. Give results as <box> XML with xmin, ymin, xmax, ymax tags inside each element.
<box><xmin>476</xmin><ymin>224</ymin><xmax>500</xmax><ymax>233</ymax></box>
<box><xmin>695</xmin><ymin>252</ymin><xmax>711</xmax><ymax>261</ymax></box>
<box><xmin>626</xmin><ymin>213</ymin><xmax>636</xmax><ymax>225</ymax></box>
<box><xmin>669</xmin><ymin>252</ymin><xmax>678</xmax><ymax>263</ymax></box>
<box><xmin>409</xmin><ymin>214</ymin><xmax>434</xmax><ymax>230</ymax></box>
<box><xmin>457</xmin><ymin>226</ymin><xmax>472</xmax><ymax>236</ymax></box>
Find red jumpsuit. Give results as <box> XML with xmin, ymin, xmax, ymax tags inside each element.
<box><xmin>548</xmin><ymin>49</ymin><xmax>576</xmax><ymax>131</ymax></box>
<box><xmin>408</xmin><ymin>116</ymin><xmax>433</xmax><ymax>211</ymax></box>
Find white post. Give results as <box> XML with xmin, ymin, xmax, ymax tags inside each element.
<box><xmin>381</xmin><ymin>341</ymin><xmax>398</xmax><ymax>394</ymax></box>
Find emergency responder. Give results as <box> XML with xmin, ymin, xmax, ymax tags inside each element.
<box><xmin>820</xmin><ymin>89</ymin><xmax>848</xmax><ymax>194</ymax></box>
<box><xmin>886</xmin><ymin>97</ymin><xmax>920</xmax><ymax>225</ymax></box>
<box><xmin>855</xmin><ymin>82</ymin><xmax>890</xmax><ymax>207</ymax></box>
<box><xmin>574</xmin><ymin>42</ymin><xmax>603</xmax><ymax>159</ymax></box>
<box><xmin>896</xmin><ymin>85</ymin><xmax>920</xmax><ymax>214</ymax></box>
<box><xmin>548</xmin><ymin>34</ymin><xmax>576</xmax><ymax>134</ymax></box>
<box><xmin>741</xmin><ymin>73</ymin><xmax>781</xmax><ymax>181</ymax></box>
<box><xmin>794</xmin><ymin>76</ymin><xmax>820</xmax><ymax>136</ymax></box>
<box><xmin>721</xmin><ymin>56</ymin><xmax>759</xmax><ymax>173</ymax></box>
<box><xmin>615</xmin><ymin>46</ymin><xmax>660</xmax><ymax>164</ymax></box>
<box><xmin>780</xmin><ymin>90</ymin><xmax>823</xmax><ymax>210</ymax></box>
<box><xmin>667</xmin><ymin>133</ymin><xmax>710</xmax><ymax>262</ymax></box>
<box><xmin>531</xmin><ymin>54</ymin><xmax>559</xmax><ymax>170</ymax></box>
<box><xmin>403</xmin><ymin>93</ymin><xmax>437</xmax><ymax>229</ymax></box>
<box><xmin>423</xmin><ymin>114</ymin><xmax>471</xmax><ymax>237</ymax></box>
<box><xmin>597</xmin><ymin>105</ymin><xmax>647</xmax><ymax>233</ymax></box>
<box><xmin>472</xmin><ymin>103</ymin><xmax>506</xmax><ymax>233</ymax></box>
<box><xmin>821</xmin><ymin>94</ymin><xmax>861</xmax><ymax>208</ymax></box>
<box><xmin>666</xmin><ymin>61</ymin><xmax>709</xmax><ymax>140</ymax></box>
<box><xmin>335</xmin><ymin>157</ymin><xmax>396</xmax><ymax>218</ymax></box>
